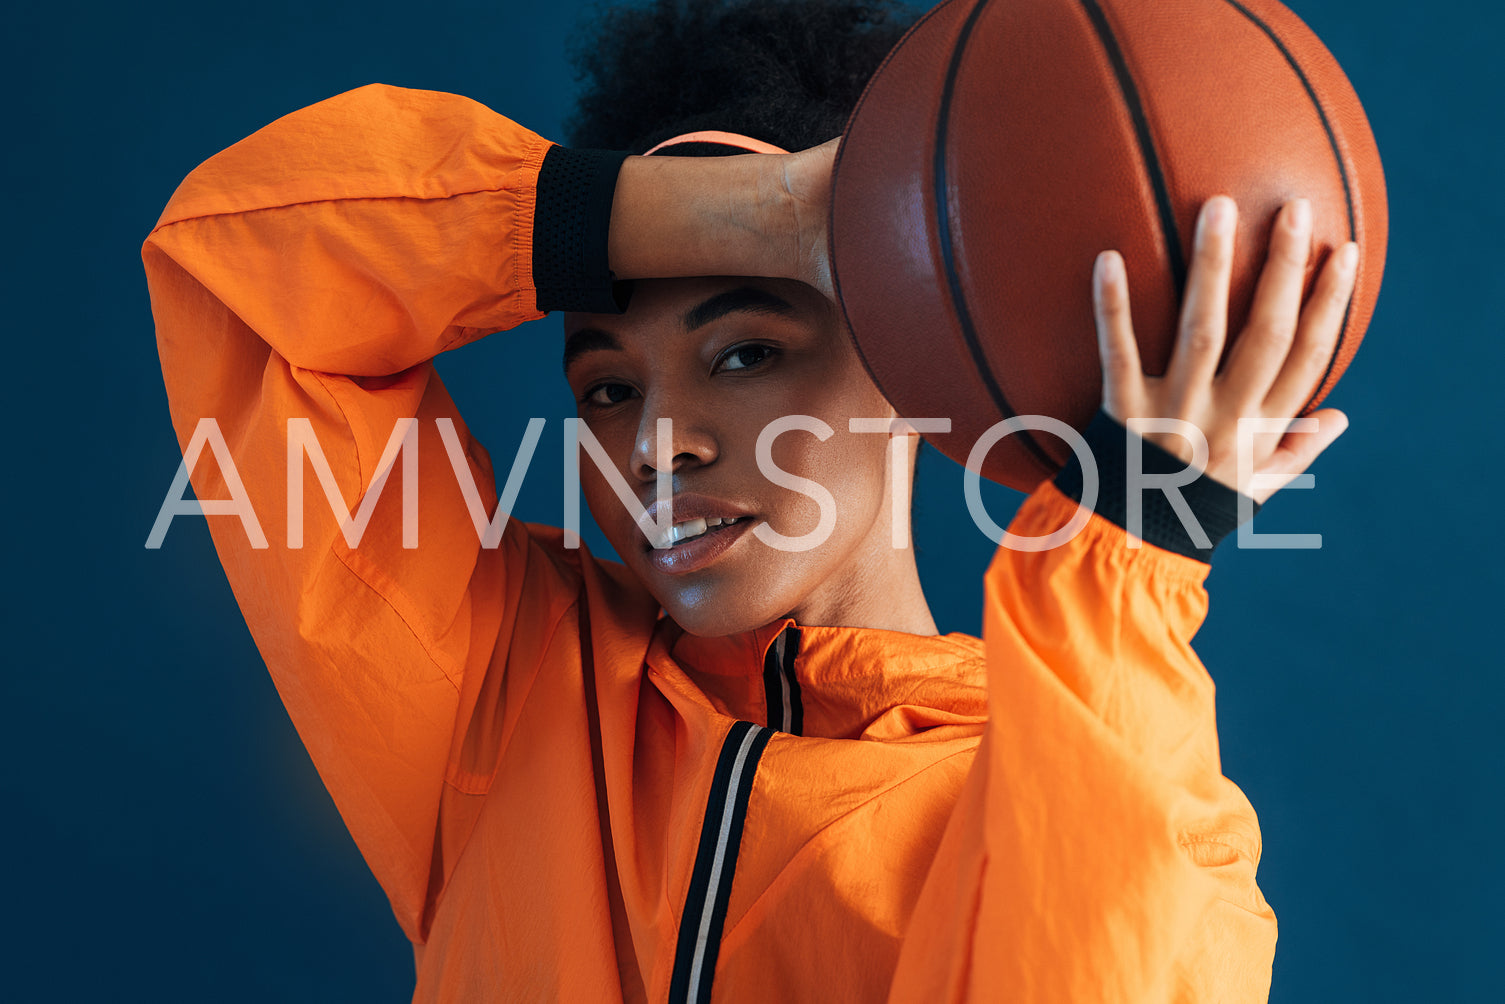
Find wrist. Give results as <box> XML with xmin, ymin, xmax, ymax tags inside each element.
<box><xmin>1053</xmin><ymin>408</ymin><xmax>1262</xmax><ymax>562</ymax></box>
<box><xmin>533</xmin><ymin>146</ymin><xmax>632</xmax><ymax>314</ymax></box>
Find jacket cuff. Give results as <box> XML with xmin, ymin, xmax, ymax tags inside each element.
<box><xmin>532</xmin><ymin>146</ymin><xmax>634</xmax><ymax>314</ymax></box>
<box><xmin>1053</xmin><ymin>409</ymin><xmax>1260</xmax><ymax>562</ymax></box>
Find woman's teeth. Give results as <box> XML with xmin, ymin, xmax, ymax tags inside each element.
<box><xmin>660</xmin><ymin>516</ymin><xmax>742</xmax><ymax>548</ymax></box>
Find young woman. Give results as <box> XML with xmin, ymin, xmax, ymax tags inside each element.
<box><xmin>143</xmin><ymin>1</ymin><xmax>1353</xmax><ymax>1000</ymax></box>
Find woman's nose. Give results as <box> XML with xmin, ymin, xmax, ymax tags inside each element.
<box><xmin>631</xmin><ymin>395</ymin><xmax>719</xmax><ymax>481</ymax></box>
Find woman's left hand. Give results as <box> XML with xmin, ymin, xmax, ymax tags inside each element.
<box><xmin>1093</xmin><ymin>195</ymin><xmax>1359</xmax><ymax>504</ymax></box>
<box><xmin>775</xmin><ymin>137</ymin><xmax>841</xmax><ymax>302</ymax></box>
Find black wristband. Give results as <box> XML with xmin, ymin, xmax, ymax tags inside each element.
<box><xmin>1053</xmin><ymin>409</ymin><xmax>1261</xmax><ymax>562</ymax></box>
<box><xmin>533</xmin><ymin>146</ymin><xmax>634</xmax><ymax>314</ymax></box>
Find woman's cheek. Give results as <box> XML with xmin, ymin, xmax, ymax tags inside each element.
<box><xmin>577</xmin><ymin>448</ymin><xmax>643</xmax><ymax>552</ymax></box>
<box><xmin>764</xmin><ymin>426</ymin><xmax>888</xmax><ymax>542</ymax></box>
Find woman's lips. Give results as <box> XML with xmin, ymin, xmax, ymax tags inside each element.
<box><xmin>644</xmin><ymin>515</ymin><xmax>756</xmax><ymax>575</ymax></box>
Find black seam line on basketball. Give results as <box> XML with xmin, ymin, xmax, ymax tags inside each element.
<box><xmin>667</xmin><ymin>722</ymin><xmax>773</xmax><ymax>1004</ymax></box>
<box><xmin>784</xmin><ymin>627</ymin><xmax>804</xmax><ymax>737</ymax></box>
<box><xmin>762</xmin><ymin>633</ymin><xmax>787</xmax><ymax>733</ymax></box>
<box><xmin>933</xmin><ymin>0</ymin><xmax>1056</xmax><ymax>473</ymax></box>
<box><xmin>1219</xmin><ymin>0</ymin><xmax>1357</xmax><ymax>413</ymax></box>
<box><xmin>1077</xmin><ymin>0</ymin><xmax>1186</xmax><ymax>297</ymax></box>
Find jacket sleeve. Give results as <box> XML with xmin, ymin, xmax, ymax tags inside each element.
<box><xmin>890</xmin><ymin>415</ymin><xmax>1278</xmax><ymax>1002</ymax></box>
<box><xmin>141</xmin><ymin>84</ymin><xmax>619</xmax><ymax>942</ymax></box>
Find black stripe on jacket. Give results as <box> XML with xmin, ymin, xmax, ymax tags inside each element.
<box><xmin>668</xmin><ymin>721</ymin><xmax>774</xmax><ymax>1004</ymax></box>
<box><xmin>761</xmin><ymin>626</ymin><xmax>804</xmax><ymax>735</ymax></box>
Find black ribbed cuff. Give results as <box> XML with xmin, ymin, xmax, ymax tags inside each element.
<box><xmin>532</xmin><ymin>146</ymin><xmax>633</xmax><ymax>314</ymax></box>
<box><xmin>1053</xmin><ymin>409</ymin><xmax>1261</xmax><ymax>562</ymax></box>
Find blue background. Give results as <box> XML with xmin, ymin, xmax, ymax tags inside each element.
<box><xmin>3</xmin><ymin>0</ymin><xmax>1499</xmax><ymax>999</ymax></box>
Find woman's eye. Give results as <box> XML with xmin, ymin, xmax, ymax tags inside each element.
<box><xmin>719</xmin><ymin>344</ymin><xmax>776</xmax><ymax>372</ymax></box>
<box><xmin>585</xmin><ymin>383</ymin><xmax>637</xmax><ymax>407</ymax></box>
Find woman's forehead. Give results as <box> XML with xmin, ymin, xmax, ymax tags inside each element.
<box><xmin>562</xmin><ymin>276</ymin><xmax>831</xmax><ymax>337</ymax></box>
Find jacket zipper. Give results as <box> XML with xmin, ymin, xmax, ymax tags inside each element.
<box><xmin>762</xmin><ymin>625</ymin><xmax>803</xmax><ymax>735</ymax></box>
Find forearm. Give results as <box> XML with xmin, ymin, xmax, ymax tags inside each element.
<box><xmin>143</xmin><ymin>84</ymin><xmax>572</xmax><ymax>939</ymax></box>
<box><xmin>979</xmin><ymin>480</ymin><xmax>1274</xmax><ymax>1000</ymax></box>
<box><xmin>892</xmin><ymin>416</ymin><xmax>1276</xmax><ymax>1001</ymax></box>
<box><xmin>607</xmin><ymin>152</ymin><xmax>797</xmax><ymax>282</ymax></box>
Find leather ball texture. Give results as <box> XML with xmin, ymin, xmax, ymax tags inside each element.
<box><xmin>829</xmin><ymin>0</ymin><xmax>1388</xmax><ymax>491</ymax></box>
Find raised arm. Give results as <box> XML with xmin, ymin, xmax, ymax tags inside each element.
<box><xmin>892</xmin><ymin>453</ymin><xmax>1279</xmax><ymax>1001</ymax></box>
<box><xmin>143</xmin><ymin>83</ymin><xmax>585</xmax><ymax>941</ymax></box>
<box><xmin>143</xmin><ymin>82</ymin><xmax>836</xmax><ymax>941</ymax></box>
<box><xmin>890</xmin><ymin>196</ymin><xmax>1358</xmax><ymax>1001</ymax></box>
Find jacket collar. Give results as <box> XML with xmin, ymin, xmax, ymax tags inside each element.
<box><xmin>648</xmin><ymin>618</ymin><xmax>988</xmax><ymax>740</ymax></box>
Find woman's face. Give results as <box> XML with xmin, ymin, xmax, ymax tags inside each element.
<box><xmin>563</xmin><ymin>276</ymin><xmax>908</xmax><ymax>637</ymax></box>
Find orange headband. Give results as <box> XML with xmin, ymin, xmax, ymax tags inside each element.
<box><xmin>643</xmin><ymin>130</ymin><xmax>789</xmax><ymax>155</ymax></box>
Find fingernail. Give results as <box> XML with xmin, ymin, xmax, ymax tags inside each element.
<box><xmin>1340</xmin><ymin>243</ymin><xmax>1359</xmax><ymax>270</ymax></box>
<box><xmin>1097</xmin><ymin>251</ymin><xmax>1123</xmax><ymax>284</ymax></box>
<box><xmin>1202</xmin><ymin>197</ymin><xmax>1234</xmax><ymax>235</ymax></box>
<box><xmin>1290</xmin><ymin>198</ymin><xmax>1311</xmax><ymax>231</ymax></box>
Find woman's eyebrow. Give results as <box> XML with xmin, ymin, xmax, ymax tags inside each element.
<box><xmin>562</xmin><ymin>327</ymin><xmax>623</xmax><ymax>374</ymax></box>
<box><xmin>682</xmin><ymin>286</ymin><xmax>796</xmax><ymax>331</ymax></box>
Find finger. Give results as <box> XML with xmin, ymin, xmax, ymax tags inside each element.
<box><xmin>1093</xmin><ymin>250</ymin><xmax>1142</xmax><ymax>420</ymax></box>
<box><xmin>1220</xmin><ymin>199</ymin><xmax>1312</xmax><ymax>404</ymax></box>
<box><xmin>1264</xmin><ymin>241</ymin><xmax>1359</xmax><ymax>416</ymax></box>
<box><xmin>1250</xmin><ymin>408</ymin><xmax>1349</xmax><ymax>503</ymax></box>
<box><xmin>1167</xmin><ymin>196</ymin><xmax>1238</xmax><ymax>393</ymax></box>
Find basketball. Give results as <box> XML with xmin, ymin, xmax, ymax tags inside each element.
<box><xmin>829</xmin><ymin>0</ymin><xmax>1388</xmax><ymax>491</ymax></box>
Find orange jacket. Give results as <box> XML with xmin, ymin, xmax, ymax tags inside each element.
<box><xmin>143</xmin><ymin>84</ymin><xmax>1276</xmax><ymax>1003</ymax></box>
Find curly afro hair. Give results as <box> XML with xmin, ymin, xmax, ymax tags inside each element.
<box><xmin>564</xmin><ymin>0</ymin><xmax>921</xmax><ymax>154</ymax></box>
